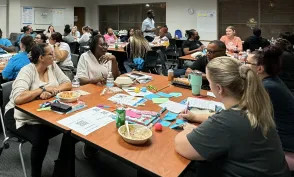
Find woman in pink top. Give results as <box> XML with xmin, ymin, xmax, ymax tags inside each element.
<box><xmin>104</xmin><ymin>27</ymin><xmax>117</xmax><ymax>44</ymax></box>
<box><xmin>220</xmin><ymin>26</ymin><xmax>243</xmax><ymax>52</ymax></box>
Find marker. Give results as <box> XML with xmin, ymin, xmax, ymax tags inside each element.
<box><xmin>148</xmin><ymin>117</ymin><xmax>161</xmax><ymax>129</ymax></box>
<box><xmin>159</xmin><ymin>107</ymin><xmax>167</xmax><ymax>114</ymax></box>
<box><xmin>97</xmin><ymin>105</ymin><xmax>111</xmax><ymax>108</ymax></box>
<box><xmin>100</xmin><ymin>88</ymin><xmax>107</xmax><ymax>95</ymax></box>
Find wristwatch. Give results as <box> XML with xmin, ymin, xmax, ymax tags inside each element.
<box><xmin>39</xmin><ymin>86</ymin><xmax>46</xmax><ymax>92</ymax></box>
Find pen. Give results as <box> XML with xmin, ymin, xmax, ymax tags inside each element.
<box><xmin>159</xmin><ymin>107</ymin><xmax>167</xmax><ymax>115</ymax></box>
<box><xmin>100</xmin><ymin>88</ymin><xmax>107</xmax><ymax>95</ymax></box>
<box><xmin>148</xmin><ymin>117</ymin><xmax>161</xmax><ymax>129</ymax></box>
<box><xmin>185</xmin><ymin>102</ymin><xmax>189</xmax><ymax>114</ymax></box>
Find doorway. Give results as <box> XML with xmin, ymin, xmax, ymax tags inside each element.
<box><xmin>74</xmin><ymin>7</ymin><xmax>85</xmax><ymax>33</ymax></box>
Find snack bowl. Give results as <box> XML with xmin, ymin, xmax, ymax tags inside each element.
<box><xmin>57</xmin><ymin>91</ymin><xmax>80</xmax><ymax>103</ymax></box>
<box><xmin>118</xmin><ymin>124</ymin><xmax>152</xmax><ymax>145</ymax></box>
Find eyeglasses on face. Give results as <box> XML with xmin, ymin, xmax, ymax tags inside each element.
<box><xmin>245</xmin><ymin>60</ymin><xmax>257</xmax><ymax>65</ymax></box>
<box><xmin>99</xmin><ymin>43</ymin><xmax>109</xmax><ymax>48</ymax></box>
<box><xmin>206</xmin><ymin>50</ymin><xmax>225</xmax><ymax>54</ymax></box>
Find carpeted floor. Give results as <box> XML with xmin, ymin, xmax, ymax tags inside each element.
<box><xmin>0</xmin><ymin>133</ymin><xmax>138</xmax><ymax>177</ymax></box>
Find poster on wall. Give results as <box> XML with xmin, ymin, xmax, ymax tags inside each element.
<box><xmin>196</xmin><ymin>10</ymin><xmax>217</xmax><ymax>33</ymax></box>
<box><xmin>22</xmin><ymin>7</ymin><xmax>34</xmax><ymax>24</ymax></box>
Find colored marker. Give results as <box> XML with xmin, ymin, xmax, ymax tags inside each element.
<box><xmin>159</xmin><ymin>107</ymin><xmax>167</xmax><ymax>114</ymax></box>
<box><xmin>97</xmin><ymin>105</ymin><xmax>111</xmax><ymax>108</ymax></box>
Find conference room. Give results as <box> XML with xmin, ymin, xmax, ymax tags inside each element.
<box><xmin>0</xmin><ymin>0</ymin><xmax>294</xmax><ymax>176</ymax></box>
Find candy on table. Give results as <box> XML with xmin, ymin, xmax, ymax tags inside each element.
<box><xmin>134</xmin><ymin>87</ymin><xmax>140</xmax><ymax>93</ymax></box>
<box><xmin>154</xmin><ymin>123</ymin><xmax>163</xmax><ymax>131</ymax></box>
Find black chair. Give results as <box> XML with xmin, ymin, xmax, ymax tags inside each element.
<box><xmin>71</xmin><ymin>54</ymin><xmax>79</xmax><ymax>74</ymax></box>
<box><xmin>0</xmin><ymin>81</ymin><xmax>28</xmax><ymax>177</ymax></box>
<box><xmin>68</xmin><ymin>42</ymin><xmax>79</xmax><ymax>55</ymax></box>
<box><xmin>143</xmin><ymin>50</ymin><xmax>159</xmax><ymax>74</ymax></box>
<box><xmin>165</xmin><ymin>39</ymin><xmax>182</xmax><ymax>69</ymax></box>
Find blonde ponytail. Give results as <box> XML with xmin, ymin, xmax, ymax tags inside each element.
<box><xmin>207</xmin><ymin>57</ymin><xmax>275</xmax><ymax>136</ymax></box>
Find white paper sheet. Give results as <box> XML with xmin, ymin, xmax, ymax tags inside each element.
<box><xmin>187</xmin><ymin>97</ymin><xmax>225</xmax><ymax>111</ymax></box>
<box><xmin>108</xmin><ymin>93</ymin><xmax>146</xmax><ymax>107</ymax></box>
<box><xmin>57</xmin><ymin>107</ymin><xmax>114</xmax><ymax>136</ymax></box>
<box><xmin>159</xmin><ymin>101</ymin><xmax>186</xmax><ymax>114</ymax></box>
<box><xmin>123</xmin><ymin>87</ymin><xmax>153</xmax><ymax>97</ymax></box>
<box><xmin>207</xmin><ymin>91</ymin><xmax>216</xmax><ymax>98</ymax></box>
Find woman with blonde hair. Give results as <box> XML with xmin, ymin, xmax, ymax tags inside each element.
<box><xmin>220</xmin><ymin>26</ymin><xmax>243</xmax><ymax>52</ymax></box>
<box><xmin>124</xmin><ymin>30</ymin><xmax>150</xmax><ymax>72</ymax></box>
<box><xmin>175</xmin><ymin>57</ymin><xmax>290</xmax><ymax>176</ymax></box>
<box><xmin>71</xmin><ymin>26</ymin><xmax>81</xmax><ymax>39</ymax></box>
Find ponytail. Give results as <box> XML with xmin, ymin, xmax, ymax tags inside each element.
<box><xmin>20</xmin><ymin>36</ymin><xmax>36</xmax><ymax>53</ymax></box>
<box><xmin>238</xmin><ymin>65</ymin><xmax>275</xmax><ymax>136</ymax></box>
<box><xmin>207</xmin><ymin>57</ymin><xmax>275</xmax><ymax>137</ymax></box>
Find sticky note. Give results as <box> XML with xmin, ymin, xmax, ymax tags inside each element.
<box><xmin>152</xmin><ymin>98</ymin><xmax>169</xmax><ymax>104</ymax></box>
<box><xmin>176</xmin><ymin>119</ymin><xmax>187</xmax><ymax>125</ymax></box>
<box><xmin>160</xmin><ymin>120</ymin><xmax>171</xmax><ymax>127</ymax></box>
<box><xmin>169</xmin><ymin>92</ymin><xmax>183</xmax><ymax>97</ymax></box>
<box><xmin>180</xmin><ymin>99</ymin><xmax>187</xmax><ymax>105</ymax></box>
<box><xmin>145</xmin><ymin>94</ymin><xmax>160</xmax><ymax>100</ymax></box>
<box><xmin>163</xmin><ymin>112</ymin><xmax>178</xmax><ymax>121</ymax></box>
<box><xmin>157</xmin><ymin>92</ymin><xmax>173</xmax><ymax>98</ymax></box>
<box><xmin>126</xmin><ymin>110</ymin><xmax>141</xmax><ymax>118</ymax></box>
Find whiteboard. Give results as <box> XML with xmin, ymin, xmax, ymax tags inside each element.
<box><xmin>197</xmin><ymin>10</ymin><xmax>217</xmax><ymax>33</ymax></box>
<box><xmin>52</xmin><ymin>9</ymin><xmax>65</xmax><ymax>26</ymax></box>
<box><xmin>34</xmin><ymin>8</ymin><xmax>53</xmax><ymax>25</ymax></box>
<box><xmin>0</xmin><ymin>5</ymin><xmax>7</xmax><ymax>38</ymax></box>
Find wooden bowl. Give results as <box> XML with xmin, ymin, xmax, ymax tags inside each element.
<box><xmin>118</xmin><ymin>124</ymin><xmax>152</xmax><ymax>145</ymax></box>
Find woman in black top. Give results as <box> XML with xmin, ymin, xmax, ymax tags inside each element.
<box><xmin>175</xmin><ymin>56</ymin><xmax>290</xmax><ymax>177</ymax></box>
<box><xmin>275</xmin><ymin>38</ymin><xmax>294</xmax><ymax>94</ymax></box>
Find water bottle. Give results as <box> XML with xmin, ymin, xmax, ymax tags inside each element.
<box><xmin>106</xmin><ymin>72</ymin><xmax>114</xmax><ymax>88</ymax></box>
<box><xmin>115</xmin><ymin>39</ymin><xmax>118</xmax><ymax>49</ymax></box>
<box><xmin>118</xmin><ymin>37</ymin><xmax>121</xmax><ymax>43</ymax></box>
<box><xmin>72</xmin><ymin>75</ymin><xmax>80</xmax><ymax>91</ymax></box>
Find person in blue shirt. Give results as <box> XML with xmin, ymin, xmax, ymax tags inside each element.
<box><xmin>17</xmin><ymin>25</ymin><xmax>35</xmax><ymax>45</ymax></box>
<box><xmin>2</xmin><ymin>36</ymin><xmax>35</xmax><ymax>80</ymax></box>
<box><xmin>0</xmin><ymin>28</ymin><xmax>15</xmax><ymax>54</ymax></box>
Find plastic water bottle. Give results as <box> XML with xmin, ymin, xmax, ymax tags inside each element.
<box><xmin>106</xmin><ymin>72</ymin><xmax>114</xmax><ymax>88</ymax></box>
<box><xmin>72</xmin><ymin>75</ymin><xmax>80</xmax><ymax>91</ymax></box>
<box><xmin>118</xmin><ymin>37</ymin><xmax>121</xmax><ymax>43</ymax></box>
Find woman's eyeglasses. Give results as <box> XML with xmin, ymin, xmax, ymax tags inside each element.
<box><xmin>245</xmin><ymin>60</ymin><xmax>258</xmax><ymax>66</ymax></box>
<box><xmin>100</xmin><ymin>43</ymin><xmax>109</xmax><ymax>48</ymax></box>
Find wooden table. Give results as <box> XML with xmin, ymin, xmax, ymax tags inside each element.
<box><xmin>15</xmin><ymin>72</ymin><xmax>217</xmax><ymax>177</ymax></box>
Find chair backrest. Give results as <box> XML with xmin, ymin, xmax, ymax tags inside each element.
<box><xmin>175</xmin><ymin>30</ymin><xmax>182</xmax><ymax>39</ymax></box>
<box><xmin>68</xmin><ymin>42</ymin><xmax>79</xmax><ymax>54</ymax></box>
<box><xmin>144</xmin><ymin>50</ymin><xmax>158</xmax><ymax>68</ymax></box>
<box><xmin>1</xmin><ymin>81</ymin><xmax>13</xmax><ymax>111</ymax></box>
<box><xmin>71</xmin><ymin>54</ymin><xmax>79</xmax><ymax>69</ymax></box>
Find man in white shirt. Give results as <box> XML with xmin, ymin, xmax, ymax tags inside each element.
<box><xmin>142</xmin><ymin>10</ymin><xmax>156</xmax><ymax>42</ymax></box>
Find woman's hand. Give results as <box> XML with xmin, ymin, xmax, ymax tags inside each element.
<box><xmin>54</xmin><ymin>42</ymin><xmax>61</xmax><ymax>48</ymax></box>
<box><xmin>40</xmin><ymin>91</ymin><xmax>52</xmax><ymax>100</ymax></box>
<box><xmin>90</xmin><ymin>78</ymin><xmax>106</xmax><ymax>85</ymax></box>
<box><xmin>45</xmin><ymin>86</ymin><xmax>60</xmax><ymax>96</ymax></box>
<box><xmin>99</xmin><ymin>55</ymin><xmax>116</xmax><ymax>64</ymax></box>
<box><xmin>179</xmin><ymin>110</ymin><xmax>197</xmax><ymax>122</ymax></box>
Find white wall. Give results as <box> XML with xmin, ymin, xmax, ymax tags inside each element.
<box><xmin>6</xmin><ymin>0</ymin><xmax>94</xmax><ymax>35</ymax></box>
<box><xmin>0</xmin><ymin>0</ymin><xmax>7</xmax><ymax>38</ymax></box>
<box><xmin>0</xmin><ymin>0</ymin><xmax>6</xmax><ymax>4</ymax></box>
<box><xmin>90</xmin><ymin>0</ymin><xmax>217</xmax><ymax>41</ymax></box>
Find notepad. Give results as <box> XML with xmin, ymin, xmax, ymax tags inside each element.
<box><xmin>187</xmin><ymin>97</ymin><xmax>225</xmax><ymax>111</ymax></box>
<box><xmin>160</xmin><ymin>120</ymin><xmax>171</xmax><ymax>127</ymax></box>
<box><xmin>159</xmin><ymin>101</ymin><xmax>186</xmax><ymax>114</ymax></box>
<box><xmin>163</xmin><ymin>112</ymin><xmax>178</xmax><ymax>121</ymax></box>
<box><xmin>169</xmin><ymin>92</ymin><xmax>183</xmax><ymax>97</ymax></box>
<box><xmin>145</xmin><ymin>94</ymin><xmax>160</xmax><ymax>100</ymax></box>
<box><xmin>157</xmin><ymin>92</ymin><xmax>173</xmax><ymax>98</ymax></box>
<box><xmin>152</xmin><ymin>98</ymin><xmax>169</xmax><ymax>104</ymax></box>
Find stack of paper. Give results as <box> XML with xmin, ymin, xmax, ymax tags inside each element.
<box><xmin>187</xmin><ymin>97</ymin><xmax>225</xmax><ymax>111</ymax></box>
<box><xmin>159</xmin><ymin>101</ymin><xmax>186</xmax><ymax>114</ymax></box>
<box><xmin>108</xmin><ymin>93</ymin><xmax>146</xmax><ymax>107</ymax></box>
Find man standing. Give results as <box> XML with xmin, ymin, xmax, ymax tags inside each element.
<box><xmin>0</xmin><ymin>28</ymin><xmax>15</xmax><ymax>54</ymax></box>
<box><xmin>142</xmin><ymin>10</ymin><xmax>156</xmax><ymax>42</ymax></box>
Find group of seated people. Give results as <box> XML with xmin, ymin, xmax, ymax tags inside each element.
<box><xmin>1</xmin><ymin>23</ymin><xmax>294</xmax><ymax>176</ymax></box>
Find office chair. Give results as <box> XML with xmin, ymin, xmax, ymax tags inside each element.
<box><xmin>0</xmin><ymin>81</ymin><xmax>28</xmax><ymax>177</ymax></box>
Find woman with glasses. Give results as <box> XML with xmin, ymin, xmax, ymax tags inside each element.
<box><xmin>49</xmin><ymin>32</ymin><xmax>74</xmax><ymax>80</ymax></box>
<box><xmin>246</xmin><ymin>46</ymin><xmax>294</xmax><ymax>171</ymax></box>
<box><xmin>34</xmin><ymin>33</ymin><xmax>47</xmax><ymax>44</ymax></box>
<box><xmin>4</xmin><ymin>43</ymin><xmax>73</xmax><ymax>177</ymax></box>
<box><xmin>76</xmin><ymin>34</ymin><xmax>120</xmax><ymax>85</ymax></box>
